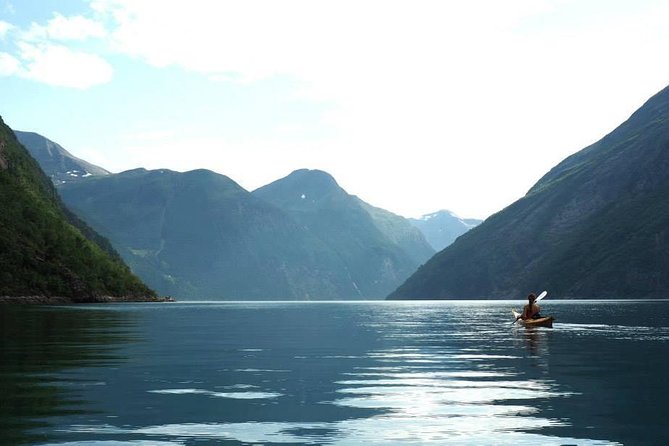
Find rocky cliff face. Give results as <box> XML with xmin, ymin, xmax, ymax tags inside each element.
<box><xmin>0</xmin><ymin>138</ymin><xmax>7</xmax><ymax>170</ymax></box>
<box><xmin>0</xmin><ymin>141</ymin><xmax>7</xmax><ymax>170</ymax></box>
<box><xmin>389</xmin><ymin>84</ymin><xmax>669</xmax><ymax>300</ymax></box>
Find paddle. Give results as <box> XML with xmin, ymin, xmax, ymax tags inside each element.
<box><xmin>511</xmin><ymin>290</ymin><xmax>548</xmax><ymax>326</ymax></box>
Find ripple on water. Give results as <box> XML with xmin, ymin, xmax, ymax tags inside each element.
<box><xmin>148</xmin><ymin>388</ymin><xmax>282</xmax><ymax>399</ymax></box>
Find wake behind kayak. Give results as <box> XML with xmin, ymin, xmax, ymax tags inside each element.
<box><xmin>512</xmin><ymin>309</ymin><xmax>555</xmax><ymax>328</ymax></box>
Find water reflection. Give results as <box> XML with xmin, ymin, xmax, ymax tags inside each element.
<box><xmin>512</xmin><ymin>325</ymin><xmax>550</xmax><ymax>357</ymax></box>
<box><xmin>0</xmin><ymin>305</ymin><xmax>137</xmax><ymax>445</ymax></box>
<box><xmin>7</xmin><ymin>301</ymin><xmax>668</xmax><ymax>445</ymax></box>
<box><xmin>148</xmin><ymin>388</ymin><xmax>282</xmax><ymax>399</ymax></box>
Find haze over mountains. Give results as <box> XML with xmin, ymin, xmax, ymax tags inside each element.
<box><xmin>59</xmin><ymin>168</ymin><xmax>366</xmax><ymax>299</ymax></box>
<box><xmin>12</xmin><ymin>82</ymin><xmax>669</xmax><ymax>301</ymax></box>
<box><xmin>390</xmin><ymin>84</ymin><xmax>669</xmax><ymax>300</ymax></box>
<box><xmin>408</xmin><ymin>211</ymin><xmax>482</xmax><ymax>252</ymax></box>
<box><xmin>16</xmin><ymin>131</ymin><xmax>488</xmax><ymax>300</ymax></box>
<box><xmin>52</xmin><ymin>163</ymin><xmax>437</xmax><ymax>300</ymax></box>
<box><xmin>254</xmin><ymin>169</ymin><xmax>435</xmax><ymax>298</ymax></box>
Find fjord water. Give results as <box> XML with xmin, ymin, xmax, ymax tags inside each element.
<box><xmin>2</xmin><ymin>301</ymin><xmax>668</xmax><ymax>445</ymax></box>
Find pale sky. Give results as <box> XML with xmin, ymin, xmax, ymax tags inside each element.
<box><xmin>1</xmin><ymin>0</ymin><xmax>669</xmax><ymax>219</ymax></box>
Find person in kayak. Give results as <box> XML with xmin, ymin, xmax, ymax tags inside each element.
<box><xmin>521</xmin><ymin>293</ymin><xmax>542</xmax><ymax>320</ymax></box>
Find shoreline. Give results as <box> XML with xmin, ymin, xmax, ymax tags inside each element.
<box><xmin>0</xmin><ymin>295</ymin><xmax>176</xmax><ymax>305</ymax></box>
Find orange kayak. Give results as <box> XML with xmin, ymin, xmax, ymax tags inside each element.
<box><xmin>512</xmin><ymin>310</ymin><xmax>554</xmax><ymax>328</ymax></box>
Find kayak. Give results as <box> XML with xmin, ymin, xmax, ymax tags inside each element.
<box><xmin>512</xmin><ymin>310</ymin><xmax>554</xmax><ymax>328</ymax></box>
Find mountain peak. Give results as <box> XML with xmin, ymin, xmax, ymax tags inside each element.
<box><xmin>417</xmin><ymin>209</ymin><xmax>459</xmax><ymax>221</ymax></box>
<box><xmin>15</xmin><ymin>130</ymin><xmax>110</xmax><ymax>185</ymax></box>
<box><xmin>409</xmin><ymin>210</ymin><xmax>482</xmax><ymax>252</ymax></box>
<box><xmin>254</xmin><ymin>168</ymin><xmax>345</xmax><ymax>208</ymax></box>
<box><xmin>286</xmin><ymin>168</ymin><xmax>340</xmax><ymax>189</ymax></box>
<box><xmin>254</xmin><ymin>169</ymin><xmax>434</xmax><ymax>298</ymax></box>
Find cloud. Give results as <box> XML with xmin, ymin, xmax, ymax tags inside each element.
<box><xmin>22</xmin><ymin>13</ymin><xmax>107</xmax><ymax>42</ymax></box>
<box><xmin>0</xmin><ymin>11</ymin><xmax>112</xmax><ymax>88</ymax></box>
<box><xmin>83</xmin><ymin>0</ymin><xmax>669</xmax><ymax>218</ymax></box>
<box><xmin>17</xmin><ymin>42</ymin><xmax>113</xmax><ymax>89</ymax></box>
<box><xmin>0</xmin><ymin>20</ymin><xmax>13</xmax><ymax>38</ymax></box>
<box><xmin>91</xmin><ymin>0</ymin><xmax>559</xmax><ymax>83</ymax></box>
<box><xmin>0</xmin><ymin>51</ymin><xmax>19</xmax><ymax>75</ymax></box>
<box><xmin>6</xmin><ymin>0</ymin><xmax>669</xmax><ymax>217</ymax></box>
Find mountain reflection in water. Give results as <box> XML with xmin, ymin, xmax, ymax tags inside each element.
<box><xmin>0</xmin><ymin>305</ymin><xmax>138</xmax><ymax>445</ymax></box>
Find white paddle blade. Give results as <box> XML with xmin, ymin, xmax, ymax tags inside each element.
<box><xmin>536</xmin><ymin>290</ymin><xmax>548</xmax><ymax>302</ymax></box>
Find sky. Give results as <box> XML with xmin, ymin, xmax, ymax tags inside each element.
<box><xmin>1</xmin><ymin>1</ymin><xmax>669</xmax><ymax>219</ymax></box>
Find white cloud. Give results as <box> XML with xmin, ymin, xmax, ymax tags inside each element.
<box><xmin>0</xmin><ymin>20</ymin><xmax>13</xmax><ymax>38</ymax></box>
<box><xmin>46</xmin><ymin>13</ymin><xmax>107</xmax><ymax>41</ymax></box>
<box><xmin>22</xmin><ymin>13</ymin><xmax>107</xmax><ymax>42</ymax></box>
<box><xmin>0</xmin><ymin>12</ymin><xmax>112</xmax><ymax>88</ymax></box>
<box><xmin>83</xmin><ymin>0</ymin><xmax>669</xmax><ymax>218</ymax></box>
<box><xmin>8</xmin><ymin>0</ymin><xmax>669</xmax><ymax>217</ymax></box>
<box><xmin>0</xmin><ymin>51</ymin><xmax>19</xmax><ymax>75</ymax></box>
<box><xmin>98</xmin><ymin>0</ymin><xmax>521</xmax><ymax>81</ymax></box>
<box><xmin>18</xmin><ymin>42</ymin><xmax>113</xmax><ymax>89</ymax></box>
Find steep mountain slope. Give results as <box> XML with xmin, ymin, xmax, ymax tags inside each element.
<box><xmin>253</xmin><ymin>169</ymin><xmax>435</xmax><ymax>298</ymax></box>
<box><xmin>0</xmin><ymin>118</ymin><xmax>154</xmax><ymax>301</ymax></box>
<box><xmin>59</xmin><ymin>168</ymin><xmax>361</xmax><ymax>300</ymax></box>
<box><xmin>15</xmin><ymin>130</ymin><xmax>109</xmax><ymax>184</ymax></box>
<box><xmin>389</xmin><ymin>84</ymin><xmax>669</xmax><ymax>300</ymax></box>
<box><xmin>409</xmin><ymin>210</ymin><xmax>482</xmax><ymax>251</ymax></box>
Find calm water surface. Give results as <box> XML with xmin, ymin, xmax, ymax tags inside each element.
<box><xmin>1</xmin><ymin>300</ymin><xmax>668</xmax><ymax>445</ymax></box>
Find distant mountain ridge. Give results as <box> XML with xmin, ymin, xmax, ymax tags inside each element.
<box><xmin>254</xmin><ymin>169</ymin><xmax>435</xmax><ymax>298</ymax></box>
<box><xmin>59</xmin><ymin>167</ymin><xmax>365</xmax><ymax>300</ymax></box>
<box><xmin>0</xmin><ymin>118</ymin><xmax>154</xmax><ymax>301</ymax></box>
<box><xmin>57</xmin><ymin>166</ymin><xmax>434</xmax><ymax>300</ymax></box>
<box><xmin>389</xmin><ymin>84</ymin><xmax>669</xmax><ymax>300</ymax></box>
<box><xmin>409</xmin><ymin>210</ymin><xmax>481</xmax><ymax>251</ymax></box>
<box><xmin>14</xmin><ymin>131</ymin><xmax>109</xmax><ymax>184</ymax></box>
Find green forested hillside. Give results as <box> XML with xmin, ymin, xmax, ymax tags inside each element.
<box><xmin>389</xmin><ymin>84</ymin><xmax>669</xmax><ymax>300</ymax></box>
<box><xmin>0</xmin><ymin>118</ymin><xmax>155</xmax><ymax>301</ymax></box>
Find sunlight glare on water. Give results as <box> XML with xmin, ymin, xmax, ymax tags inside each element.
<box><xmin>4</xmin><ymin>300</ymin><xmax>667</xmax><ymax>445</ymax></box>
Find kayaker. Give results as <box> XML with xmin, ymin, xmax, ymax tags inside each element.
<box><xmin>521</xmin><ymin>293</ymin><xmax>542</xmax><ymax>320</ymax></box>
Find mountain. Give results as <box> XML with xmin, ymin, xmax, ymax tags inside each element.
<box><xmin>14</xmin><ymin>130</ymin><xmax>110</xmax><ymax>185</ymax></box>
<box><xmin>389</xmin><ymin>84</ymin><xmax>669</xmax><ymax>300</ymax></box>
<box><xmin>409</xmin><ymin>210</ymin><xmax>482</xmax><ymax>251</ymax></box>
<box><xmin>0</xmin><ymin>118</ymin><xmax>155</xmax><ymax>301</ymax></box>
<box><xmin>58</xmin><ymin>168</ymin><xmax>365</xmax><ymax>300</ymax></box>
<box><xmin>253</xmin><ymin>169</ymin><xmax>435</xmax><ymax>298</ymax></box>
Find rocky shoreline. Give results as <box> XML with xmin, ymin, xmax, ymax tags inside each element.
<box><xmin>0</xmin><ymin>295</ymin><xmax>176</xmax><ymax>305</ymax></box>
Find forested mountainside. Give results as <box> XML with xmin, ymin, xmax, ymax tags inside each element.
<box><xmin>390</xmin><ymin>84</ymin><xmax>669</xmax><ymax>300</ymax></box>
<box><xmin>0</xmin><ymin>118</ymin><xmax>155</xmax><ymax>301</ymax></box>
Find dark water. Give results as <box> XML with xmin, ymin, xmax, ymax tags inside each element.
<box><xmin>1</xmin><ymin>300</ymin><xmax>668</xmax><ymax>445</ymax></box>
